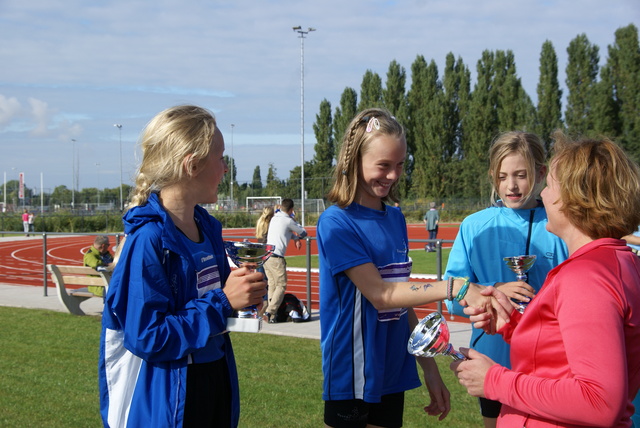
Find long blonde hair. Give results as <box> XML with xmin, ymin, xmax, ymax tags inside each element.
<box><xmin>327</xmin><ymin>108</ymin><xmax>405</xmax><ymax>208</ymax></box>
<box><xmin>488</xmin><ymin>131</ymin><xmax>547</xmax><ymax>205</ymax></box>
<box><xmin>255</xmin><ymin>206</ymin><xmax>275</xmax><ymax>242</ymax></box>
<box><xmin>127</xmin><ymin>105</ymin><xmax>218</xmax><ymax>209</ymax></box>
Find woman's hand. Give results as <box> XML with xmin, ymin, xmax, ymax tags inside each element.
<box><xmin>223</xmin><ymin>265</ymin><xmax>267</xmax><ymax>310</ymax></box>
<box><xmin>462</xmin><ymin>286</ymin><xmax>511</xmax><ymax>334</ymax></box>
<box><xmin>449</xmin><ymin>348</ymin><xmax>496</xmax><ymax>398</ymax></box>
<box><xmin>460</xmin><ymin>284</ymin><xmax>512</xmax><ymax>329</ymax></box>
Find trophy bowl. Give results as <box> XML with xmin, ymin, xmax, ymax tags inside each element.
<box><xmin>503</xmin><ymin>255</ymin><xmax>536</xmax><ymax>281</ymax></box>
<box><xmin>408</xmin><ymin>312</ymin><xmax>465</xmax><ymax>361</ymax></box>
<box><xmin>223</xmin><ymin>240</ymin><xmax>274</xmax><ymax>332</ymax></box>
<box><xmin>224</xmin><ymin>240</ymin><xmax>275</xmax><ymax>268</ymax></box>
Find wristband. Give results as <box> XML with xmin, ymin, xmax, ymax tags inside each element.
<box><xmin>455</xmin><ymin>278</ymin><xmax>470</xmax><ymax>302</ymax></box>
<box><xmin>446</xmin><ymin>277</ymin><xmax>454</xmax><ymax>301</ymax></box>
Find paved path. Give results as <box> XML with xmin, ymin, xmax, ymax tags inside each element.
<box><xmin>0</xmin><ymin>283</ymin><xmax>472</xmax><ymax>350</ymax></box>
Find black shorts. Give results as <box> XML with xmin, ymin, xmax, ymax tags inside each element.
<box><xmin>324</xmin><ymin>392</ymin><xmax>405</xmax><ymax>428</ymax></box>
<box><xmin>184</xmin><ymin>357</ymin><xmax>232</xmax><ymax>428</ymax></box>
<box><xmin>479</xmin><ymin>397</ymin><xmax>502</xmax><ymax>418</ymax></box>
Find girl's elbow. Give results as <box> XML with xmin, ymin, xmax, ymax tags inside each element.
<box><xmin>367</xmin><ymin>293</ymin><xmax>393</xmax><ymax>311</ymax></box>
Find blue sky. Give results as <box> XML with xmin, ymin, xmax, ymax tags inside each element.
<box><xmin>0</xmin><ymin>0</ymin><xmax>638</xmax><ymax>193</ymax></box>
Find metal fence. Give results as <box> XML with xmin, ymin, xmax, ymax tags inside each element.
<box><xmin>3</xmin><ymin>231</ymin><xmax>453</xmax><ymax>316</ymax></box>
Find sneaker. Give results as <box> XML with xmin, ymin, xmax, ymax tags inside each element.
<box><xmin>264</xmin><ymin>312</ymin><xmax>277</xmax><ymax>324</ymax></box>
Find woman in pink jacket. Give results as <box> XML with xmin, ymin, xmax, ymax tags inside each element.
<box><xmin>453</xmin><ymin>132</ymin><xmax>640</xmax><ymax>427</ymax></box>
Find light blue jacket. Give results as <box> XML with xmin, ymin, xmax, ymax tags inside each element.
<box><xmin>444</xmin><ymin>202</ymin><xmax>568</xmax><ymax>368</ymax></box>
<box><xmin>99</xmin><ymin>193</ymin><xmax>238</xmax><ymax>427</ymax></box>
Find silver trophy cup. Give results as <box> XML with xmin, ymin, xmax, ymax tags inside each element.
<box><xmin>407</xmin><ymin>312</ymin><xmax>465</xmax><ymax>361</ymax></box>
<box><xmin>503</xmin><ymin>255</ymin><xmax>536</xmax><ymax>313</ymax></box>
<box><xmin>223</xmin><ymin>240</ymin><xmax>274</xmax><ymax>332</ymax></box>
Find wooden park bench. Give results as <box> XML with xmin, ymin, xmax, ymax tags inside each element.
<box><xmin>46</xmin><ymin>264</ymin><xmax>111</xmax><ymax>316</ymax></box>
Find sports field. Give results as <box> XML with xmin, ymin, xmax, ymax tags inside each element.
<box><xmin>0</xmin><ymin>223</ymin><xmax>461</xmax><ymax>319</ymax></box>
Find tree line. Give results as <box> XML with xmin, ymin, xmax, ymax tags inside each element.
<box><xmin>229</xmin><ymin>24</ymin><xmax>639</xmax><ymax>204</ymax></box>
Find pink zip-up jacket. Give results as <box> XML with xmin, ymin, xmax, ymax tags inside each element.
<box><xmin>485</xmin><ymin>238</ymin><xmax>640</xmax><ymax>427</ymax></box>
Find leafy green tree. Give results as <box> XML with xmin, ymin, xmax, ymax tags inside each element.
<box><xmin>606</xmin><ymin>24</ymin><xmax>640</xmax><ymax>161</ymax></box>
<box><xmin>219</xmin><ymin>155</ymin><xmax>237</xmax><ymax>199</ymax></box>
<box><xmin>406</xmin><ymin>55</ymin><xmax>430</xmax><ymax>198</ymax></box>
<box><xmin>565</xmin><ymin>34</ymin><xmax>600</xmax><ymax>135</ymax></box>
<box><xmin>333</xmin><ymin>87</ymin><xmax>358</xmax><ymax>160</ymax></box>
<box><xmin>0</xmin><ymin>180</ymin><xmax>22</xmax><ymax>208</ymax></box>
<box><xmin>591</xmin><ymin>64</ymin><xmax>621</xmax><ymax>139</ymax></box>
<box><xmin>493</xmin><ymin>50</ymin><xmax>535</xmax><ymax>132</ymax></box>
<box><xmin>383</xmin><ymin>60</ymin><xmax>408</xmax><ymax>119</ymax></box>
<box><xmin>310</xmin><ymin>99</ymin><xmax>334</xmax><ymax>199</ymax></box>
<box><xmin>406</xmin><ymin>56</ymin><xmax>447</xmax><ymax>199</ymax></box>
<box><xmin>265</xmin><ymin>163</ymin><xmax>283</xmax><ymax>196</ymax></box>
<box><xmin>461</xmin><ymin>50</ymin><xmax>499</xmax><ymax>200</ymax></box>
<box><xmin>50</xmin><ymin>185</ymin><xmax>72</xmax><ymax>207</ymax></box>
<box><xmin>357</xmin><ymin>70</ymin><xmax>383</xmax><ymax>111</ymax></box>
<box><xmin>442</xmin><ymin>53</ymin><xmax>471</xmax><ymax>197</ymax></box>
<box><xmin>535</xmin><ymin>40</ymin><xmax>563</xmax><ymax>149</ymax></box>
<box><xmin>383</xmin><ymin>60</ymin><xmax>409</xmax><ymax>196</ymax></box>
<box><xmin>252</xmin><ymin>166</ymin><xmax>263</xmax><ymax>192</ymax></box>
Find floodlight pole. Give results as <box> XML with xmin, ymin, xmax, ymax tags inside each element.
<box><xmin>230</xmin><ymin>123</ymin><xmax>235</xmax><ymax>209</ymax></box>
<box><xmin>96</xmin><ymin>163</ymin><xmax>101</xmax><ymax>206</ymax></box>
<box><xmin>71</xmin><ymin>139</ymin><xmax>76</xmax><ymax>210</ymax></box>
<box><xmin>114</xmin><ymin>124</ymin><xmax>123</xmax><ymax>210</ymax></box>
<box><xmin>292</xmin><ymin>25</ymin><xmax>315</xmax><ymax>227</ymax></box>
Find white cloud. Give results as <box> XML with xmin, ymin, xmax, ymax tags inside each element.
<box><xmin>27</xmin><ymin>98</ymin><xmax>54</xmax><ymax>137</ymax></box>
<box><xmin>0</xmin><ymin>95</ymin><xmax>22</xmax><ymax>127</ymax></box>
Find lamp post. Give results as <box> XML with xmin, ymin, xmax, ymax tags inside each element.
<box><xmin>292</xmin><ymin>26</ymin><xmax>315</xmax><ymax>227</ymax></box>
<box><xmin>114</xmin><ymin>124</ymin><xmax>123</xmax><ymax>210</ymax></box>
<box><xmin>71</xmin><ymin>139</ymin><xmax>76</xmax><ymax>210</ymax></box>
<box><xmin>96</xmin><ymin>163</ymin><xmax>100</xmax><ymax>207</ymax></box>
<box><xmin>230</xmin><ymin>123</ymin><xmax>235</xmax><ymax>210</ymax></box>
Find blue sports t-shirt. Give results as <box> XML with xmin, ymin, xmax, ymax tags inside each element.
<box><xmin>318</xmin><ymin>203</ymin><xmax>421</xmax><ymax>403</ymax></box>
<box><xmin>179</xmin><ymin>230</ymin><xmax>225</xmax><ymax>364</ymax></box>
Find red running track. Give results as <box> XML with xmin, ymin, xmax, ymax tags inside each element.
<box><xmin>0</xmin><ymin>224</ymin><xmax>466</xmax><ymax>321</ymax></box>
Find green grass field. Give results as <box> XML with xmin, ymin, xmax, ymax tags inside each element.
<box><xmin>0</xmin><ymin>306</ymin><xmax>482</xmax><ymax>427</ymax></box>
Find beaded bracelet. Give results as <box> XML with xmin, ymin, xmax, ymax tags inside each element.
<box><xmin>455</xmin><ymin>278</ymin><xmax>470</xmax><ymax>302</ymax></box>
<box><xmin>446</xmin><ymin>277</ymin><xmax>455</xmax><ymax>301</ymax></box>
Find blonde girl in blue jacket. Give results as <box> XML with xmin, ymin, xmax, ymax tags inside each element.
<box><xmin>99</xmin><ymin>105</ymin><xmax>266</xmax><ymax>427</ymax></box>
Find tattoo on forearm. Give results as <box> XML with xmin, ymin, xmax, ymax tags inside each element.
<box><xmin>410</xmin><ymin>283</ymin><xmax>433</xmax><ymax>292</ymax></box>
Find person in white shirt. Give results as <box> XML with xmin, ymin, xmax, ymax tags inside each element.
<box><xmin>262</xmin><ymin>198</ymin><xmax>307</xmax><ymax>323</ymax></box>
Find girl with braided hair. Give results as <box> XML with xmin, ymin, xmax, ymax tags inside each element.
<box><xmin>317</xmin><ymin>108</ymin><xmax>511</xmax><ymax>427</ymax></box>
<box><xmin>99</xmin><ymin>105</ymin><xmax>266</xmax><ymax>427</ymax></box>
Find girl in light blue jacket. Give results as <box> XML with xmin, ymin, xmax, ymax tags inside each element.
<box><xmin>445</xmin><ymin>132</ymin><xmax>568</xmax><ymax>428</ymax></box>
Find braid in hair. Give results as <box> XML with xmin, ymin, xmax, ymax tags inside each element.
<box><xmin>128</xmin><ymin>173</ymin><xmax>154</xmax><ymax>209</ymax></box>
<box><xmin>341</xmin><ymin>125</ymin><xmax>359</xmax><ymax>175</ymax></box>
<box><xmin>327</xmin><ymin>108</ymin><xmax>405</xmax><ymax>208</ymax></box>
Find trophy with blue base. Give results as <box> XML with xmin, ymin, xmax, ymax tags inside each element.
<box><xmin>224</xmin><ymin>240</ymin><xmax>274</xmax><ymax>333</ymax></box>
<box><xmin>407</xmin><ymin>312</ymin><xmax>466</xmax><ymax>361</ymax></box>
<box><xmin>503</xmin><ymin>255</ymin><xmax>536</xmax><ymax>313</ymax></box>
